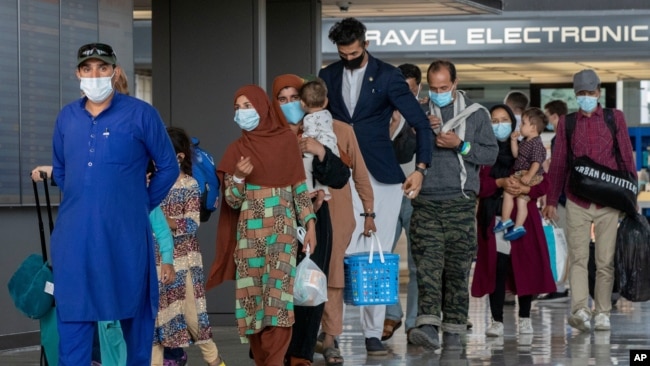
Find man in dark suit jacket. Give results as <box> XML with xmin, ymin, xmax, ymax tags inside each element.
<box><xmin>318</xmin><ymin>17</ymin><xmax>433</xmax><ymax>356</ymax></box>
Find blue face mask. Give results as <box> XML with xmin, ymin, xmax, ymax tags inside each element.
<box><xmin>280</xmin><ymin>101</ymin><xmax>305</xmax><ymax>125</ymax></box>
<box><xmin>577</xmin><ymin>95</ymin><xmax>598</xmax><ymax>113</ymax></box>
<box><xmin>234</xmin><ymin>109</ymin><xmax>260</xmax><ymax>131</ymax></box>
<box><xmin>429</xmin><ymin>90</ymin><xmax>453</xmax><ymax>108</ymax></box>
<box><xmin>492</xmin><ymin>122</ymin><xmax>512</xmax><ymax>141</ymax></box>
<box><xmin>546</xmin><ymin>123</ymin><xmax>555</xmax><ymax>132</ymax></box>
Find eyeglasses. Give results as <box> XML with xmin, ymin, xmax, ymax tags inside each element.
<box><xmin>77</xmin><ymin>43</ymin><xmax>115</xmax><ymax>59</ymax></box>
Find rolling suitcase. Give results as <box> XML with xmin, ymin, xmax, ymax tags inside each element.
<box><xmin>7</xmin><ymin>173</ymin><xmax>59</xmax><ymax>365</ymax></box>
<box><xmin>34</xmin><ymin>174</ymin><xmax>59</xmax><ymax>365</ymax></box>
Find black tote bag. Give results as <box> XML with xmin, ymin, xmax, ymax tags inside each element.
<box><xmin>566</xmin><ymin>109</ymin><xmax>638</xmax><ymax>215</ymax></box>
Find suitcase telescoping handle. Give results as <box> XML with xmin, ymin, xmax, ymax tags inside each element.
<box><xmin>41</xmin><ymin>172</ymin><xmax>54</xmax><ymax>236</ymax></box>
<box><xmin>31</xmin><ymin>171</ymin><xmax>55</xmax><ymax>366</ymax></box>
<box><xmin>32</xmin><ymin>171</ymin><xmax>54</xmax><ymax>262</ymax></box>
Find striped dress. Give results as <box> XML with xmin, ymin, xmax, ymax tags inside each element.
<box><xmin>153</xmin><ymin>175</ymin><xmax>212</xmax><ymax>347</ymax></box>
<box><xmin>224</xmin><ymin>174</ymin><xmax>316</xmax><ymax>343</ymax></box>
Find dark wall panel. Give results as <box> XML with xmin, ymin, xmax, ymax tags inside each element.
<box><xmin>0</xmin><ymin>1</ymin><xmax>20</xmax><ymax>204</ymax></box>
<box><xmin>267</xmin><ymin>0</ymin><xmax>321</xmax><ymax>88</ymax></box>
<box><xmin>153</xmin><ymin>0</ymin><xmax>260</xmax><ymax>318</ymax></box>
<box><xmin>19</xmin><ymin>0</ymin><xmax>62</xmax><ymax>205</ymax></box>
<box><xmin>99</xmin><ymin>0</ymin><xmax>134</xmax><ymax>83</ymax></box>
<box><xmin>61</xmin><ymin>1</ymin><xmax>99</xmax><ymax>105</ymax></box>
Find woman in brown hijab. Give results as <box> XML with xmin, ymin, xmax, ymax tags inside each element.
<box><xmin>272</xmin><ymin>75</ymin><xmax>374</xmax><ymax>366</ymax></box>
<box><xmin>207</xmin><ymin>85</ymin><xmax>316</xmax><ymax>366</ymax></box>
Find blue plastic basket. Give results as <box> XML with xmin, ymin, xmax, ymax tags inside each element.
<box><xmin>344</xmin><ymin>251</ymin><xmax>400</xmax><ymax>305</ymax></box>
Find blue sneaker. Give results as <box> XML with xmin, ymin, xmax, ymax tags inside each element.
<box><xmin>494</xmin><ymin>219</ymin><xmax>514</xmax><ymax>233</ymax></box>
<box><xmin>504</xmin><ymin>226</ymin><xmax>526</xmax><ymax>241</ymax></box>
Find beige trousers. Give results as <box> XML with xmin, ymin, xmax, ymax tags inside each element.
<box><xmin>151</xmin><ymin>274</ymin><xmax>219</xmax><ymax>365</ymax></box>
<box><xmin>565</xmin><ymin>199</ymin><xmax>619</xmax><ymax>316</ymax></box>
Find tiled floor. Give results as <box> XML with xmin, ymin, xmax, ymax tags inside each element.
<box><xmin>2</xmin><ymin>236</ymin><xmax>648</xmax><ymax>365</ymax></box>
<box><xmin>2</xmin><ymin>293</ymin><xmax>649</xmax><ymax>365</ymax></box>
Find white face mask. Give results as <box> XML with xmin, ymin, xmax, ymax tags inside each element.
<box><xmin>80</xmin><ymin>73</ymin><xmax>114</xmax><ymax>103</ymax></box>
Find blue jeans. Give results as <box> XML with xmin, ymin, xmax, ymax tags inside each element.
<box><xmin>385</xmin><ymin>196</ymin><xmax>418</xmax><ymax>331</ymax></box>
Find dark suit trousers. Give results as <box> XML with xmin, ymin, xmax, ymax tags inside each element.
<box><xmin>286</xmin><ymin>202</ymin><xmax>332</xmax><ymax>362</ymax></box>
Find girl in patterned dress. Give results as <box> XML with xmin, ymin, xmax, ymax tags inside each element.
<box><xmin>207</xmin><ymin>85</ymin><xmax>317</xmax><ymax>366</ymax></box>
<box><xmin>152</xmin><ymin>127</ymin><xmax>225</xmax><ymax>366</ymax></box>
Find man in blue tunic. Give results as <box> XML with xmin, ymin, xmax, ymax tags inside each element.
<box><xmin>50</xmin><ymin>43</ymin><xmax>178</xmax><ymax>365</ymax></box>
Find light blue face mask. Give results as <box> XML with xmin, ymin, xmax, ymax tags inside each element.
<box><xmin>280</xmin><ymin>101</ymin><xmax>305</xmax><ymax>125</ymax></box>
<box><xmin>429</xmin><ymin>90</ymin><xmax>453</xmax><ymax>108</ymax></box>
<box><xmin>546</xmin><ymin>123</ymin><xmax>555</xmax><ymax>132</ymax></box>
<box><xmin>577</xmin><ymin>95</ymin><xmax>598</xmax><ymax>113</ymax></box>
<box><xmin>234</xmin><ymin>109</ymin><xmax>260</xmax><ymax>131</ymax></box>
<box><xmin>492</xmin><ymin>122</ymin><xmax>512</xmax><ymax>141</ymax></box>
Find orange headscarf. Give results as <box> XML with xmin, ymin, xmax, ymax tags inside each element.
<box><xmin>271</xmin><ymin>74</ymin><xmax>306</xmax><ymax>127</ymax></box>
<box><xmin>207</xmin><ymin>85</ymin><xmax>305</xmax><ymax>288</ymax></box>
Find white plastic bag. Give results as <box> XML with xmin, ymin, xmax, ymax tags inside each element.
<box><xmin>293</xmin><ymin>245</ymin><xmax>328</xmax><ymax>307</ymax></box>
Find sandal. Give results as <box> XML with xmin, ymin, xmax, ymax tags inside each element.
<box><xmin>288</xmin><ymin>356</ymin><xmax>311</xmax><ymax>366</ymax></box>
<box><xmin>323</xmin><ymin>347</ymin><xmax>344</xmax><ymax>366</ymax></box>
<box><xmin>208</xmin><ymin>355</ymin><xmax>226</xmax><ymax>366</ymax></box>
<box><xmin>315</xmin><ymin>332</ymin><xmax>338</xmax><ymax>354</ymax></box>
<box><xmin>381</xmin><ymin>319</ymin><xmax>402</xmax><ymax>341</ymax></box>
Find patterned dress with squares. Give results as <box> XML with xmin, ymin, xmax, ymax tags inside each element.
<box><xmin>224</xmin><ymin>174</ymin><xmax>316</xmax><ymax>343</ymax></box>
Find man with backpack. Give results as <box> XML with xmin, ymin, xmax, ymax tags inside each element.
<box><xmin>542</xmin><ymin>69</ymin><xmax>636</xmax><ymax>333</ymax></box>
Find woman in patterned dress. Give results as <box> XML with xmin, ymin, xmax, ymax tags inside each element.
<box><xmin>152</xmin><ymin>127</ymin><xmax>225</xmax><ymax>366</ymax></box>
<box><xmin>207</xmin><ymin>85</ymin><xmax>317</xmax><ymax>366</ymax></box>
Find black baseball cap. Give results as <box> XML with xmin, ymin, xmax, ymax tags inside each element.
<box><xmin>77</xmin><ymin>43</ymin><xmax>117</xmax><ymax>66</ymax></box>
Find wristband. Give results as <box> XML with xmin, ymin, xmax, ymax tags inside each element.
<box><xmin>232</xmin><ymin>175</ymin><xmax>245</xmax><ymax>184</ymax></box>
<box><xmin>360</xmin><ymin>212</ymin><xmax>376</xmax><ymax>218</ymax></box>
<box><xmin>460</xmin><ymin>141</ymin><xmax>471</xmax><ymax>155</ymax></box>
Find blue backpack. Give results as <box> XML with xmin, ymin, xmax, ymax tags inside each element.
<box><xmin>191</xmin><ymin>137</ymin><xmax>220</xmax><ymax>222</ymax></box>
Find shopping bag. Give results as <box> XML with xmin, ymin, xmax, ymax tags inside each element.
<box><xmin>543</xmin><ymin>219</ymin><xmax>568</xmax><ymax>283</ymax></box>
<box><xmin>565</xmin><ymin>110</ymin><xmax>638</xmax><ymax>215</ymax></box>
<box><xmin>344</xmin><ymin>232</ymin><xmax>400</xmax><ymax>305</ymax></box>
<box><xmin>615</xmin><ymin>213</ymin><xmax>650</xmax><ymax>302</ymax></box>
<box><xmin>7</xmin><ymin>254</ymin><xmax>54</xmax><ymax>319</ymax></box>
<box><xmin>568</xmin><ymin>155</ymin><xmax>637</xmax><ymax>215</ymax></box>
<box><xmin>293</xmin><ymin>245</ymin><xmax>328</xmax><ymax>306</ymax></box>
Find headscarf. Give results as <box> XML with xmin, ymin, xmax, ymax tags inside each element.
<box><xmin>476</xmin><ymin>104</ymin><xmax>517</xmax><ymax>240</ymax></box>
<box><xmin>272</xmin><ymin>74</ymin><xmax>305</xmax><ymax>127</ymax></box>
<box><xmin>218</xmin><ymin>84</ymin><xmax>304</xmax><ymax>186</ymax></box>
<box><xmin>207</xmin><ymin>85</ymin><xmax>305</xmax><ymax>288</ymax></box>
<box><xmin>271</xmin><ymin>74</ymin><xmax>352</xmax><ymax>167</ymax></box>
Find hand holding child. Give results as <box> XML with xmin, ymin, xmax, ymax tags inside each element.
<box><xmin>520</xmin><ymin>173</ymin><xmax>532</xmax><ymax>185</ymax></box>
